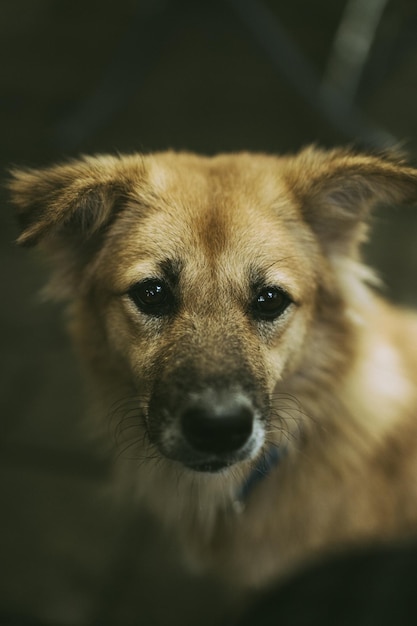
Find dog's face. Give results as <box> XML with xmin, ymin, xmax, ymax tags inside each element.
<box><xmin>10</xmin><ymin>148</ymin><xmax>417</xmax><ymax>475</ymax></box>
<box><xmin>91</xmin><ymin>155</ymin><xmax>318</xmax><ymax>472</ymax></box>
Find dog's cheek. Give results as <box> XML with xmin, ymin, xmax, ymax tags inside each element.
<box><xmin>261</xmin><ymin>307</ymin><xmax>313</xmax><ymax>388</ymax></box>
<box><xmin>99</xmin><ymin>298</ymin><xmax>160</xmax><ymax>384</ymax></box>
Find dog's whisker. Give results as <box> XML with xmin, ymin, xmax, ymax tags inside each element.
<box><xmin>115</xmin><ymin>423</ymin><xmax>142</xmax><ymax>445</ymax></box>
<box><xmin>108</xmin><ymin>400</ymin><xmax>147</xmax><ymax>435</ymax></box>
<box><xmin>116</xmin><ymin>437</ymin><xmax>160</xmax><ymax>463</ymax></box>
<box><xmin>113</xmin><ymin>412</ymin><xmax>142</xmax><ymax>438</ymax></box>
<box><xmin>271</xmin><ymin>402</ymin><xmax>315</xmax><ymax>426</ymax></box>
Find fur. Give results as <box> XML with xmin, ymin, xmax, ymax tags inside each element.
<box><xmin>9</xmin><ymin>146</ymin><xmax>417</xmax><ymax>588</ymax></box>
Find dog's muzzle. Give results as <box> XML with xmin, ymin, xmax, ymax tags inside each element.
<box><xmin>148</xmin><ymin>388</ymin><xmax>265</xmax><ymax>473</ymax></box>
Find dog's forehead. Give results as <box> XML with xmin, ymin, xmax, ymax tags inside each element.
<box><xmin>143</xmin><ymin>151</ymin><xmax>292</xmax><ymax>209</ymax></box>
<box><xmin>102</xmin><ymin>154</ymin><xmax>314</xmax><ymax>290</ymax></box>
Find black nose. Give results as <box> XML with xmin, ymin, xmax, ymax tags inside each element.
<box><xmin>181</xmin><ymin>398</ymin><xmax>254</xmax><ymax>455</ymax></box>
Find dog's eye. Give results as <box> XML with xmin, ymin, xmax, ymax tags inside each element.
<box><xmin>253</xmin><ymin>287</ymin><xmax>291</xmax><ymax>321</ymax></box>
<box><xmin>128</xmin><ymin>279</ymin><xmax>173</xmax><ymax>316</ymax></box>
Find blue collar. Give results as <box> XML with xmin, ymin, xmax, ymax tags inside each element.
<box><xmin>235</xmin><ymin>445</ymin><xmax>284</xmax><ymax>505</ymax></box>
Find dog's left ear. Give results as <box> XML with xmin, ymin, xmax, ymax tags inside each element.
<box><xmin>8</xmin><ymin>154</ymin><xmax>144</xmax><ymax>247</ymax></box>
<box><xmin>284</xmin><ymin>147</ymin><xmax>417</xmax><ymax>255</ymax></box>
<box><xmin>9</xmin><ymin>154</ymin><xmax>146</xmax><ymax>298</ymax></box>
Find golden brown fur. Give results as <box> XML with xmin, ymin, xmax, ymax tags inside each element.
<box><xmin>9</xmin><ymin>146</ymin><xmax>417</xmax><ymax>588</ymax></box>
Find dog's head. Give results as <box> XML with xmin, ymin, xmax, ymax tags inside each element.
<box><xmin>9</xmin><ymin>148</ymin><xmax>417</xmax><ymax>476</ymax></box>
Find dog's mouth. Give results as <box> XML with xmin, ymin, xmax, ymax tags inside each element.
<box><xmin>159</xmin><ymin>422</ymin><xmax>265</xmax><ymax>474</ymax></box>
<box><xmin>148</xmin><ymin>387</ymin><xmax>268</xmax><ymax>473</ymax></box>
<box><xmin>156</xmin><ymin>425</ymin><xmax>262</xmax><ymax>474</ymax></box>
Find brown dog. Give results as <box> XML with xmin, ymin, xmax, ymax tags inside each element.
<box><xmin>9</xmin><ymin>147</ymin><xmax>417</xmax><ymax>588</ymax></box>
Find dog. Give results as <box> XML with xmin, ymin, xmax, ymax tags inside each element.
<box><xmin>9</xmin><ymin>146</ymin><xmax>417</xmax><ymax>589</ymax></box>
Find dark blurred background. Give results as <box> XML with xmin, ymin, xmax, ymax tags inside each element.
<box><xmin>1</xmin><ymin>1</ymin><xmax>417</xmax><ymax>624</ymax></box>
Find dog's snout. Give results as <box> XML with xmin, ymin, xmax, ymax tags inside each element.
<box><xmin>181</xmin><ymin>398</ymin><xmax>254</xmax><ymax>455</ymax></box>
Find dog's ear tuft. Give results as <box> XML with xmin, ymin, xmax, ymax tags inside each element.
<box><xmin>9</xmin><ymin>154</ymin><xmax>143</xmax><ymax>247</ymax></box>
<box><xmin>284</xmin><ymin>146</ymin><xmax>417</xmax><ymax>255</ymax></box>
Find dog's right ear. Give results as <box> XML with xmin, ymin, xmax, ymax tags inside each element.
<box><xmin>8</xmin><ymin>154</ymin><xmax>145</xmax><ymax>247</ymax></box>
<box><xmin>283</xmin><ymin>146</ymin><xmax>417</xmax><ymax>257</ymax></box>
